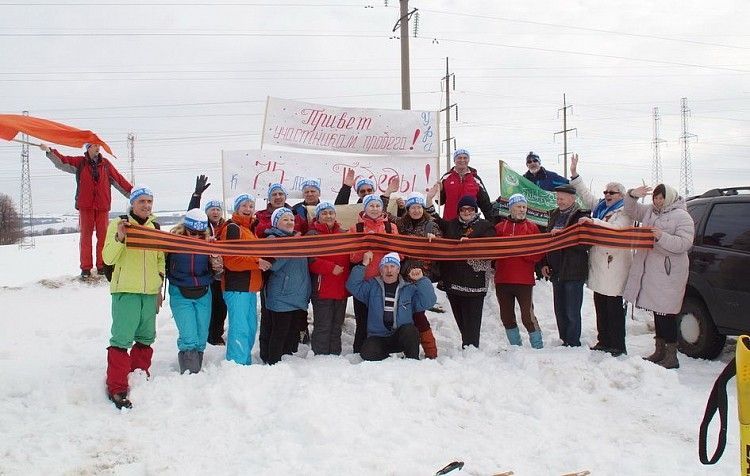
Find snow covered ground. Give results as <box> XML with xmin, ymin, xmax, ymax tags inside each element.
<box><xmin>0</xmin><ymin>235</ymin><xmax>739</xmax><ymax>475</ymax></box>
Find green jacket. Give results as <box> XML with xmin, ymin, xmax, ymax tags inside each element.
<box><xmin>103</xmin><ymin>215</ymin><xmax>165</xmax><ymax>295</ymax></box>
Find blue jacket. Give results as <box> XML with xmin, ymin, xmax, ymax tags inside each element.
<box><xmin>264</xmin><ymin>227</ymin><xmax>312</xmax><ymax>312</ymax></box>
<box><xmin>167</xmin><ymin>252</ymin><xmax>213</xmax><ymax>288</ymax></box>
<box><xmin>523</xmin><ymin>167</ymin><xmax>569</xmax><ymax>192</ymax></box>
<box><xmin>346</xmin><ymin>265</ymin><xmax>437</xmax><ymax>337</ymax></box>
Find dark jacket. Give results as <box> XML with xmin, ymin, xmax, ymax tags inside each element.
<box><xmin>346</xmin><ymin>265</ymin><xmax>437</xmax><ymax>338</ymax></box>
<box><xmin>46</xmin><ymin>149</ymin><xmax>132</xmax><ymax>211</ymax></box>
<box><xmin>439</xmin><ymin>167</ymin><xmax>493</xmax><ymax>221</ymax></box>
<box><xmin>523</xmin><ymin>167</ymin><xmax>569</xmax><ymax>192</ymax></box>
<box><xmin>435</xmin><ymin>216</ymin><xmax>495</xmax><ymax>296</ymax></box>
<box><xmin>542</xmin><ymin>206</ymin><xmax>591</xmax><ymax>281</ymax></box>
<box><xmin>167</xmin><ymin>252</ymin><xmax>214</xmax><ymax>289</ymax></box>
<box><xmin>394</xmin><ymin>213</ymin><xmax>442</xmax><ymax>282</ymax></box>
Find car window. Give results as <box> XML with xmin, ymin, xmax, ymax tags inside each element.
<box><xmin>687</xmin><ymin>203</ymin><xmax>707</xmax><ymax>235</ymax></box>
<box><xmin>702</xmin><ymin>203</ymin><xmax>750</xmax><ymax>252</ymax></box>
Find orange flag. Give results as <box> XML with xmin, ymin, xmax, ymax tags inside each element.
<box><xmin>0</xmin><ymin>114</ymin><xmax>115</xmax><ymax>155</ymax></box>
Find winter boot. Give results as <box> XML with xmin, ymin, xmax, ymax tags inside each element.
<box><xmin>643</xmin><ymin>337</ymin><xmax>666</xmax><ymax>363</ymax></box>
<box><xmin>419</xmin><ymin>329</ymin><xmax>438</xmax><ymax>359</ymax></box>
<box><xmin>198</xmin><ymin>352</ymin><xmax>204</xmax><ymax>371</ymax></box>
<box><xmin>108</xmin><ymin>391</ymin><xmax>132</xmax><ymax>409</ymax></box>
<box><xmin>184</xmin><ymin>350</ymin><xmax>202</xmax><ymax>374</ymax></box>
<box><xmin>106</xmin><ymin>346</ymin><xmax>131</xmax><ymax>397</ymax></box>
<box><xmin>130</xmin><ymin>342</ymin><xmax>153</xmax><ymax>377</ymax></box>
<box><xmin>177</xmin><ymin>351</ymin><xmax>188</xmax><ymax>374</ymax></box>
<box><xmin>505</xmin><ymin>327</ymin><xmax>522</xmax><ymax>346</ymax></box>
<box><xmin>657</xmin><ymin>343</ymin><xmax>680</xmax><ymax>369</ymax></box>
<box><xmin>529</xmin><ymin>330</ymin><xmax>544</xmax><ymax>349</ymax></box>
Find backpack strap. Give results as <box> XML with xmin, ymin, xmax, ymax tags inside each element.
<box><xmin>356</xmin><ymin>222</ymin><xmax>364</xmax><ymax>233</ymax></box>
<box><xmin>385</xmin><ymin>221</ymin><xmax>392</xmax><ymax>234</ymax></box>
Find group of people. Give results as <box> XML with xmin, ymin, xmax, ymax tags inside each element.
<box><xmin>39</xmin><ymin>143</ymin><xmax>695</xmax><ymax>410</ymax></box>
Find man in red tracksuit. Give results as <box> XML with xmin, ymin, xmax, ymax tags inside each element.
<box><xmin>40</xmin><ymin>142</ymin><xmax>132</xmax><ymax>277</ymax></box>
<box><xmin>438</xmin><ymin>148</ymin><xmax>493</xmax><ymax>221</ymax></box>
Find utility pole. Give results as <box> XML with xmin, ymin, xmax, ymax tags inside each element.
<box><xmin>554</xmin><ymin>94</ymin><xmax>577</xmax><ymax>177</ymax></box>
<box><xmin>440</xmin><ymin>57</ymin><xmax>458</xmax><ymax>172</ymax></box>
<box><xmin>651</xmin><ymin>107</ymin><xmax>666</xmax><ymax>186</ymax></box>
<box><xmin>393</xmin><ymin>0</ymin><xmax>417</xmax><ymax>110</ymax></box>
<box><xmin>19</xmin><ymin>110</ymin><xmax>35</xmax><ymax>248</ymax></box>
<box><xmin>679</xmin><ymin>97</ymin><xmax>696</xmax><ymax>197</ymax></box>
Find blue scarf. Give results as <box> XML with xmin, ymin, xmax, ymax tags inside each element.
<box><xmin>592</xmin><ymin>198</ymin><xmax>624</xmax><ymax>220</ymax></box>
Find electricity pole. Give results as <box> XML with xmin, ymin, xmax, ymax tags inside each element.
<box><xmin>393</xmin><ymin>0</ymin><xmax>416</xmax><ymax>110</ymax></box>
<box><xmin>554</xmin><ymin>94</ymin><xmax>576</xmax><ymax>177</ymax></box>
<box><xmin>127</xmin><ymin>132</ymin><xmax>135</xmax><ymax>210</ymax></box>
<box><xmin>441</xmin><ymin>57</ymin><xmax>458</xmax><ymax>172</ymax></box>
<box><xmin>679</xmin><ymin>97</ymin><xmax>696</xmax><ymax>197</ymax></box>
<box><xmin>19</xmin><ymin>110</ymin><xmax>34</xmax><ymax>248</ymax></box>
<box><xmin>651</xmin><ymin>107</ymin><xmax>666</xmax><ymax>186</ymax></box>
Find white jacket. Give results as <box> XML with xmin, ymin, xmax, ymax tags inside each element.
<box><xmin>571</xmin><ymin>175</ymin><xmax>634</xmax><ymax>297</ymax></box>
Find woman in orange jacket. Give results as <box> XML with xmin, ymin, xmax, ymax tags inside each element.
<box><xmin>219</xmin><ymin>194</ymin><xmax>271</xmax><ymax>365</ymax></box>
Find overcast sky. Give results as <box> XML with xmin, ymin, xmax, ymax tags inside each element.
<box><xmin>1</xmin><ymin>0</ymin><xmax>748</xmax><ymax>215</ymax></box>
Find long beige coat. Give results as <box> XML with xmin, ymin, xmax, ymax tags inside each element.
<box><xmin>571</xmin><ymin>176</ymin><xmax>634</xmax><ymax>297</ymax></box>
<box><xmin>622</xmin><ymin>193</ymin><xmax>694</xmax><ymax>314</ymax></box>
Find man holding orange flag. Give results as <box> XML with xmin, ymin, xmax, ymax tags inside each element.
<box><xmin>40</xmin><ymin>142</ymin><xmax>132</xmax><ymax>278</ymax></box>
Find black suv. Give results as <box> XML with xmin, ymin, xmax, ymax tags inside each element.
<box><xmin>679</xmin><ymin>186</ymin><xmax>750</xmax><ymax>359</ymax></box>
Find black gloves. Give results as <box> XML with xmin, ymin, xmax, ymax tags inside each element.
<box><xmin>194</xmin><ymin>175</ymin><xmax>210</xmax><ymax>195</ymax></box>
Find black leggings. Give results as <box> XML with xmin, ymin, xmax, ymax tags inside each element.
<box><xmin>654</xmin><ymin>312</ymin><xmax>679</xmax><ymax>344</ymax></box>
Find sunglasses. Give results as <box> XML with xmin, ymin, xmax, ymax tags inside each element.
<box><xmin>526</xmin><ymin>159</ymin><xmax>540</xmax><ymax>164</ymax></box>
<box><xmin>603</xmin><ymin>190</ymin><xmax>620</xmax><ymax>195</ymax></box>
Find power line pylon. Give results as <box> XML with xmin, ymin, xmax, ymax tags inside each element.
<box><xmin>679</xmin><ymin>97</ymin><xmax>697</xmax><ymax>197</ymax></box>
<box><xmin>19</xmin><ymin>110</ymin><xmax>34</xmax><ymax>249</ymax></box>
<box><xmin>554</xmin><ymin>94</ymin><xmax>577</xmax><ymax>177</ymax></box>
<box><xmin>440</xmin><ymin>57</ymin><xmax>458</xmax><ymax>173</ymax></box>
<box><xmin>651</xmin><ymin>107</ymin><xmax>666</xmax><ymax>185</ymax></box>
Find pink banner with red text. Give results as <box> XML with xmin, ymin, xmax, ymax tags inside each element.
<box><xmin>261</xmin><ymin>97</ymin><xmax>439</xmax><ymax>156</ymax></box>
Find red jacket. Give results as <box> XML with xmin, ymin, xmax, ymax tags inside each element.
<box><xmin>349</xmin><ymin>212</ymin><xmax>399</xmax><ymax>279</ymax></box>
<box><xmin>307</xmin><ymin>220</ymin><xmax>350</xmax><ymax>300</ymax></box>
<box><xmin>254</xmin><ymin>204</ymin><xmax>308</xmax><ymax>238</ymax></box>
<box><xmin>494</xmin><ymin>218</ymin><xmax>543</xmax><ymax>285</ymax></box>
<box><xmin>46</xmin><ymin>149</ymin><xmax>132</xmax><ymax>211</ymax></box>
<box><xmin>439</xmin><ymin>166</ymin><xmax>492</xmax><ymax>221</ymax></box>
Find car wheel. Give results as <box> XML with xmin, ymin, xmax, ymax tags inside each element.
<box><xmin>678</xmin><ymin>296</ymin><xmax>726</xmax><ymax>359</ymax></box>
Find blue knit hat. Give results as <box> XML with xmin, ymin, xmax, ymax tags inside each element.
<box><xmin>300</xmin><ymin>178</ymin><xmax>321</xmax><ymax>192</ymax></box>
<box><xmin>404</xmin><ymin>192</ymin><xmax>426</xmax><ymax>209</ymax></box>
<box><xmin>233</xmin><ymin>194</ymin><xmax>255</xmax><ymax>212</ymax></box>
<box><xmin>204</xmin><ymin>199</ymin><xmax>223</xmax><ymax>213</ymax></box>
<box><xmin>354</xmin><ymin>178</ymin><xmax>376</xmax><ymax>193</ymax></box>
<box><xmin>362</xmin><ymin>194</ymin><xmax>383</xmax><ymax>209</ymax></box>
<box><xmin>184</xmin><ymin>208</ymin><xmax>208</xmax><ymax>232</ymax></box>
<box><xmin>267</xmin><ymin>183</ymin><xmax>287</xmax><ymax>201</ymax></box>
<box><xmin>129</xmin><ymin>186</ymin><xmax>153</xmax><ymax>204</ymax></box>
<box><xmin>315</xmin><ymin>201</ymin><xmax>335</xmax><ymax>218</ymax></box>
<box><xmin>271</xmin><ymin>207</ymin><xmax>293</xmax><ymax>228</ymax></box>
<box><xmin>453</xmin><ymin>148</ymin><xmax>470</xmax><ymax>162</ymax></box>
<box><xmin>379</xmin><ymin>252</ymin><xmax>400</xmax><ymax>269</ymax></box>
<box><xmin>507</xmin><ymin>193</ymin><xmax>527</xmax><ymax>208</ymax></box>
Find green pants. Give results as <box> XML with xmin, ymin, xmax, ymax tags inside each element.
<box><xmin>110</xmin><ymin>293</ymin><xmax>158</xmax><ymax>348</ymax></box>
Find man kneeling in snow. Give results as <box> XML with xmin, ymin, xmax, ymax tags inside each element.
<box><xmin>346</xmin><ymin>251</ymin><xmax>437</xmax><ymax>361</ymax></box>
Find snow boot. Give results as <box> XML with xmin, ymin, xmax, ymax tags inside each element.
<box><xmin>184</xmin><ymin>350</ymin><xmax>202</xmax><ymax>374</ymax></box>
<box><xmin>643</xmin><ymin>337</ymin><xmax>666</xmax><ymax>363</ymax></box>
<box><xmin>419</xmin><ymin>329</ymin><xmax>438</xmax><ymax>359</ymax></box>
<box><xmin>130</xmin><ymin>342</ymin><xmax>153</xmax><ymax>377</ymax></box>
<box><xmin>177</xmin><ymin>351</ymin><xmax>188</xmax><ymax>374</ymax></box>
<box><xmin>529</xmin><ymin>330</ymin><xmax>544</xmax><ymax>349</ymax></box>
<box><xmin>198</xmin><ymin>352</ymin><xmax>204</xmax><ymax>370</ymax></box>
<box><xmin>106</xmin><ymin>346</ymin><xmax>131</xmax><ymax>397</ymax></box>
<box><xmin>505</xmin><ymin>327</ymin><xmax>522</xmax><ymax>346</ymax></box>
<box><xmin>108</xmin><ymin>391</ymin><xmax>132</xmax><ymax>410</ymax></box>
<box><xmin>657</xmin><ymin>343</ymin><xmax>680</xmax><ymax>369</ymax></box>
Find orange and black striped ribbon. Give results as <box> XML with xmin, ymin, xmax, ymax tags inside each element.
<box><xmin>124</xmin><ymin>222</ymin><xmax>653</xmax><ymax>260</ymax></box>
